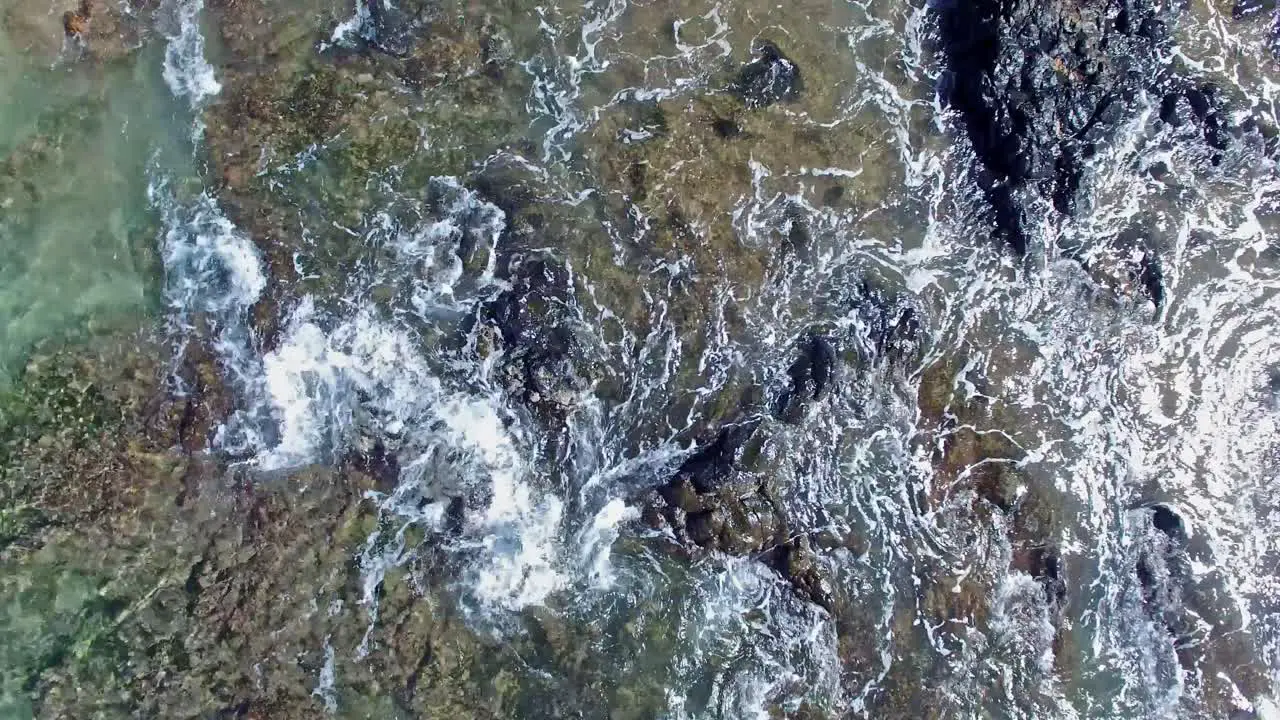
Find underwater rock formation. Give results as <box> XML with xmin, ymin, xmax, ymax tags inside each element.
<box><xmin>0</xmin><ymin>332</ymin><xmax>524</xmax><ymax>718</ymax></box>
<box><xmin>774</xmin><ymin>333</ymin><xmax>839</xmax><ymax>423</ymax></box>
<box><xmin>642</xmin><ymin>415</ymin><xmax>837</xmax><ymax>612</ymax></box>
<box><xmin>3</xmin><ymin>0</ymin><xmax>153</xmax><ymax>62</ymax></box>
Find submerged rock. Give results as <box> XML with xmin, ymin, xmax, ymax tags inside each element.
<box><xmin>775</xmin><ymin>334</ymin><xmax>839</xmax><ymax>423</ymax></box>
<box><xmin>4</xmin><ymin>0</ymin><xmax>152</xmax><ymax>63</ymax></box>
<box><xmin>905</xmin><ymin>353</ymin><xmax>1080</xmax><ymax>700</ymax></box>
<box><xmin>641</xmin><ymin>416</ymin><xmax>840</xmax><ymax>613</ymax></box>
<box><xmin>668</xmin><ymin>416</ymin><xmax>764</xmax><ymax>495</ymax></box>
<box><xmin>0</xmin><ymin>331</ymin><xmax>521</xmax><ymax>718</ymax></box>
<box><xmin>582</xmin><ymin>90</ymin><xmax>895</xmax><ymax>256</ymax></box>
<box><xmin>480</xmin><ymin>251</ymin><xmax>593</xmax><ymax>418</ymax></box>
<box><xmin>1158</xmin><ymin>83</ymin><xmax>1233</xmax><ymax>158</ymax></box>
<box><xmin>730</xmin><ymin>40</ymin><xmax>804</xmax><ymax>108</ymax></box>
<box><xmin>365</xmin><ymin>0</ymin><xmax>419</xmax><ymax>57</ymax></box>
<box><xmin>1072</xmin><ymin>233</ymin><xmax>1167</xmax><ymax>318</ymax></box>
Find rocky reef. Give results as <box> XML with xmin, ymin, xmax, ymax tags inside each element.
<box><xmin>0</xmin><ymin>330</ymin><xmax>536</xmax><ymax>718</ymax></box>
<box><xmin>3</xmin><ymin>0</ymin><xmax>1278</xmax><ymax>714</ymax></box>
<box><xmin>3</xmin><ymin>0</ymin><xmax>154</xmax><ymax>63</ymax></box>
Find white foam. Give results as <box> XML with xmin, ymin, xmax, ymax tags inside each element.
<box><xmin>257</xmin><ymin>300</ymin><xmax>354</xmax><ymax>470</ymax></box>
<box><xmin>150</xmin><ymin>180</ymin><xmax>273</xmax><ymax>452</ymax></box>
<box><xmin>989</xmin><ymin>572</ymin><xmax>1059</xmax><ymax>678</ymax></box>
<box><xmin>258</xmin><ymin>296</ymin><xmax>569</xmax><ymax>614</ymax></box>
<box><xmin>161</xmin><ymin>0</ymin><xmax>222</xmax><ymax>107</ymax></box>
<box><xmin>576</xmin><ymin>497</ymin><xmax>639</xmax><ymax>587</ymax></box>
<box><xmin>152</xmin><ymin>186</ymin><xmax>266</xmax><ymax>321</ymax></box>
<box><xmin>196</xmin><ymin>174</ymin><xmax>584</xmax><ymax>618</ymax></box>
<box><xmin>312</xmin><ymin>636</ymin><xmax>338</xmax><ymax>713</ymax></box>
<box><xmin>669</xmin><ymin>558</ymin><xmax>841</xmax><ymax>718</ymax></box>
<box><xmin>321</xmin><ymin>0</ymin><xmax>372</xmax><ymax>52</ymax></box>
<box><xmin>434</xmin><ymin>392</ymin><xmax>568</xmax><ymax>611</ymax></box>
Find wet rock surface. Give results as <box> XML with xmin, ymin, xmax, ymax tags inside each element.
<box><xmin>641</xmin><ymin>415</ymin><xmax>837</xmax><ymax>613</ymax></box>
<box><xmin>730</xmin><ymin>40</ymin><xmax>804</xmax><ymax>108</ymax></box>
<box><xmin>0</xmin><ymin>332</ymin><xmax>518</xmax><ymax>719</ymax></box>
<box><xmin>937</xmin><ymin>0</ymin><xmax>1180</xmax><ymax>254</ymax></box>
<box><xmin>3</xmin><ymin>0</ymin><xmax>154</xmax><ymax>62</ymax></box>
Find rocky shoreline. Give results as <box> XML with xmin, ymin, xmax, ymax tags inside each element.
<box><xmin>1</xmin><ymin>0</ymin><xmax>1278</xmax><ymax>716</ymax></box>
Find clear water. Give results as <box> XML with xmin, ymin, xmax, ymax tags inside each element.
<box><xmin>0</xmin><ymin>19</ymin><xmax>195</xmax><ymax>379</ymax></box>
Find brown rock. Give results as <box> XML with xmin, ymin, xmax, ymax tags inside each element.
<box><xmin>62</xmin><ymin>8</ymin><xmax>89</xmax><ymax>36</ymax></box>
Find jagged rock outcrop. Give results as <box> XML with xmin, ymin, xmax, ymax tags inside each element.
<box><xmin>641</xmin><ymin>417</ymin><xmax>837</xmax><ymax>612</ymax></box>
<box><xmin>936</xmin><ymin>0</ymin><xmax>1180</xmax><ymax>254</ymax></box>
<box><xmin>774</xmin><ymin>333</ymin><xmax>838</xmax><ymax>423</ymax></box>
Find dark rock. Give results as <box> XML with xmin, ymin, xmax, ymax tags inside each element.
<box><xmin>936</xmin><ymin>0</ymin><xmax>1180</xmax><ymax>254</ymax></box>
<box><xmin>686</xmin><ymin>495</ymin><xmax>779</xmax><ymax>554</ymax></box>
<box><xmin>476</xmin><ymin>245</ymin><xmax>593</xmax><ymax>420</ymax></box>
<box><xmin>869</xmin><ymin>303</ymin><xmax>922</xmax><ymax>365</ymax></box>
<box><xmin>486</xmin><ymin>256</ymin><xmax>568</xmax><ymax>346</ymax></box>
<box><xmin>730</xmin><ymin>41</ymin><xmax>803</xmax><ymax>108</ymax></box>
<box><xmin>1136</xmin><ymin>249</ymin><xmax>1165</xmax><ymax>315</ymax></box>
<box><xmin>774</xmin><ymin>536</ymin><xmax>836</xmax><ymax>612</ymax></box>
<box><xmin>469</xmin><ymin>159</ymin><xmax>542</xmax><ymax>223</ymax></box>
<box><xmin>1159</xmin><ymin>92</ymin><xmax>1184</xmax><ymax>127</ymax></box>
<box><xmin>1150</xmin><ymin>503</ymin><xmax>1185</xmax><ymax>540</ymax></box>
<box><xmin>672</xmin><ymin>416</ymin><xmax>764</xmax><ymax>494</ymax></box>
<box><xmin>1133</xmin><ymin>504</ymin><xmax>1191</xmax><ymax>627</ymax></box>
<box><xmin>641</xmin><ymin>417</ymin><xmax>837</xmax><ymax>614</ymax></box>
<box><xmin>1159</xmin><ymin>85</ymin><xmax>1230</xmax><ymax>150</ymax></box>
<box><xmin>1024</xmin><ymin>546</ymin><xmax>1067</xmax><ymax>607</ymax></box>
<box><xmin>775</xmin><ymin>334</ymin><xmax>838</xmax><ymax>423</ymax></box>
<box><xmin>1072</xmin><ymin>232</ymin><xmax>1167</xmax><ymax>318</ymax></box>
<box><xmin>711</xmin><ymin>116</ymin><xmax>743</xmax><ymax>139</ymax></box>
<box><xmin>364</xmin><ymin>0</ymin><xmax>418</xmax><ymax>57</ymax></box>
<box><xmin>346</xmin><ymin>438</ymin><xmax>400</xmax><ymax>492</ymax></box>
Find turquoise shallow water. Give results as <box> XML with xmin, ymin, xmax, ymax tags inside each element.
<box><xmin>0</xmin><ymin>31</ymin><xmax>193</xmax><ymax>379</ymax></box>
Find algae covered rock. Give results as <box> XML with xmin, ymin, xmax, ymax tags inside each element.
<box><xmin>0</xmin><ymin>329</ymin><xmax>515</xmax><ymax>718</ymax></box>
<box><xmin>199</xmin><ymin>0</ymin><xmax>538</xmax><ymax>318</ymax></box>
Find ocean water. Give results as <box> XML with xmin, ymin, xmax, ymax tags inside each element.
<box><xmin>0</xmin><ymin>13</ymin><xmax>197</xmax><ymax>379</ymax></box>
<box><xmin>3</xmin><ymin>0</ymin><xmax>1280</xmax><ymax>716</ymax></box>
